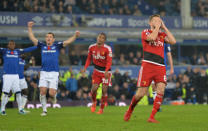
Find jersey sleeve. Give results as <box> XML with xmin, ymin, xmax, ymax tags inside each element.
<box><xmin>20</xmin><ymin>46</ymin><xmax>38</xmax><ymax>53</ymax></box>
<box><xmin>105</xmin><ymin>46</ymin><xmax>112</xmax><ymax>71</ymax></box>
<box><xmin>141</xmin><ymin>30</ymin><xmax>149</xmax><ymax>41</ymax></box>
<box><xmin>84</xmin><ymin>46</ymin><xmax>92</xmax><ymax>69</ymax></box>
<box><xmin>165</xmin><ymin>44</ymin><xmax>171</xmax><ymax>53</ymax></box>
<box><xmin>56</xmin><ymin>42</ymin><xmax>64</xmax><ymax>49</ymax></box>
<box><xmin>0</xmin><ymin>48</ymin><xmax>6</xmax><ymax>54</ymax></box>
<box><xmin>37</xmin><ymin>41</ymin><xmax>44</xmax><ymax>48</ymax></box>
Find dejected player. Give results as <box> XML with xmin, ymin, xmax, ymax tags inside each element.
<box><xmin>84</xmin><ymin>33</ymin><xmax>112</xmax><ymax>114</ymax></box>
<box><xmin>124</xmin><ymin>14</ymin><xmax>176</xmax><ymax>123</ymax></box>
<box><xmin>27</xmin><ymin>21</ymin><xmax>80</xmax><ymax>116</ymax></box>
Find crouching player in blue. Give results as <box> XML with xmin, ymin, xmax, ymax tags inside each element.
<box><xmin>0</xmin><ymin>40</ymin><xmax>37</xmax><ymax>115</ymax></box>
<box><xmin>27</xmin><ymin>21</ymin><xmax>80</xmax><ymax>116</ymax></box>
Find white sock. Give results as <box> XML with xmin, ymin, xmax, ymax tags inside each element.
<box><xmin>16</xmin><ymin>93</ymin><xmax>22</xmax><ymax>111</ymax></box>
<box><xmin>153</xmin><ymin>91</ymin><xmax>157</xmax><ymax>100</ymax></box>
<box><xmin>40</xmin><ymin>95</ymin><xmax>47</xmax><ymax>112</ymax></box>
<box><xmin>21</xmin><ymin>95</ymin><xmax>28</xmax><ymax>109</ymax></box>
<box><xmin>1</xmin><ymin>93</ymin><xmax>9</xmax><ymax>112</ymax></box>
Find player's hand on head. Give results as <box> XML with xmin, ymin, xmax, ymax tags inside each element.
<box><xmin>28</xmin><ymin>21</ymin><xmax>34</xmax><ymax>28</ymax></box>
<box><xmin>75</xmin><ymin>30</ymin><xmax>80</xmax><ymax>38</ymax></box>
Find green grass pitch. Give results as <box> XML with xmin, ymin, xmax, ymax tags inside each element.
<box><xmin>0</xmin><ymin>105</ymin><xmax>207</xmax><ymax>131</ymax></box>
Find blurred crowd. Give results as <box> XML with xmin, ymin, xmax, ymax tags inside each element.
<box><xmin>180</xmin><ymin>52</ymin><xmax>208</xmax><ymax>65</ymax></box>
<box><xmin>0</xmin><ymin>0</ymin><xmax>186</xmax><ymax>17</ymax></box>
<box><xmin>191</xmin><ymin>0</ymin><xmax>208</xmax><ymax>17</ymax></box>
<box><xmin>1</xmin><ymin>0</ymin><xmax>208</xmax><ymax>17</ymax></box>
<box><xmin>1</xmin><ymin>65</ymin><xmax>207</xmax><ymax>105</ymax></box>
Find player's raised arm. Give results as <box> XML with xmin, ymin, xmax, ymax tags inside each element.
<box><xmin>27</xmin><ymin>21</ymin><xmax>38</xmax><ymax>46</ymax></box>
<box><xmin>63</xmin><ymin>31</ymin><xmax>80</xmax><ymax>47</ymax></box>
<box><xmin>161</xmin><ymin>21</ymin><xmax>176</xmax><ymax>45</ymax></box>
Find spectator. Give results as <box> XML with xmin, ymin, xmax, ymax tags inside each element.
<box><xmin>120</xmin><ymin>82</ymin><xmax>130</xmax><ymax>100</ymax></box>
<box><xmin>172</xmin><ymin>82</ymin><xmax>183</xmax><ymax>100</ymax></box>
<box><xmin>133</xmin><ymin>5</ymin><xmax>142</xmax><ymax>16</ymax></box>
<box><xmin>113</xmin><ymin>68</ymin><xmax>122</xmax><ymax>86</ymax></box>
<box><xmin>57</xmin><ymin>90</ymin><xmax>68</xmax><ymax>101</ymax></box>
<box><xmin>109</xmin><ymin>84</ymin><xmax>120</xmax><ymax>100</ymax></box>
<box><xmin>29</xmin><ymin>56</ymin><xmax>36</xmax><ymax>66</ymax></box>
<box><xmin>122</xmin><ymin>72</ymin><xmax>131</xmax><ymax>83</ymax></box>
<box><xmin>60</xmin><ymin>67</ymin><xmax>73</xmax><ymax>85</ymax></box>
<box><xmin>59</xmin><ymin>48</ymin><xmax>70</xmax><ymax>66</ymax></box>
<box><xmin>66</xmin><ymin>74</ymin><xmax>78</xmax><ymax>99</ymax></box>
<box><xmin>197</xmin><ymin>69</ymin><xmax>208</xmax><ymax>104</ymax></box>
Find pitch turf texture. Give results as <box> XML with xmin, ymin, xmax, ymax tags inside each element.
<box><xmin>0</xmin><ymin>105</ymin><xmax>207</xmax><ymax>131</ymax></box>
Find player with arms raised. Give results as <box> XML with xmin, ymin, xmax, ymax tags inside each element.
<box><xmin>124</xmin><ymin>14</ymin><xmax>176</xmax><ymax>123</ymax></box>
<box><xmin>27</xmin><ymin>21</ymin><xmax>80</xmax><ymax>116</ymax></box>
<box><xmin>84</xmin><ymin>33</ymin><xmax>112</xmax><ymax>114</ymax></box>
<box><xmin>0</xmin><ymin>40</ymin><xmax>37</xmax><ymax>115</ymax></box>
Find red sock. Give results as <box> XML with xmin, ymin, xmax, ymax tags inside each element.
<box><xmin>100</xmin><ymin>95</ymin><xmax>108</xmax><ymax>109</ymax></box>
<box><xmin>150</xmin><ymin>93</ymin><xmax>163</xmax><ymax>119</ymax></box>
<box><xmin>128</xmin><ymin>96</ymin><xmax>140</xmax><ymax>112</ymax></box>
<box><xmin>91</xmin><ymin>91</ymin><xmax>97</xmax><ymax>103</ymax></box>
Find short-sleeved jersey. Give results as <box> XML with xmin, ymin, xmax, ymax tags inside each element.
<box><xmin>0</xmin><ymin>48</ymin><xmax>22</xmax><ymax>74</ymax></box>
<box><xmin>84</xmin><ymin>43</ymin><xmax>112</xmax><ymax>72</ymax></box>
<box><xmin>18</xmin><ymin>58</ymin><xmax>25</xmax><ymax>79</ymax></box>
<box><xmin>141</xmin><ymin>29</ymin><xmax>167</xmax><ymax>66</ymax></box>
<box><xmin>0</xmin><ymin>46</ymin><xmax>37</xmax><ymax>74</ymax></box>
<box><xmin>38</xmin><ymin>41</ymin><xmax>64</xmax><ymax>72</ymax></box>
<box><xmin>164</xmin><ymin>43</ymin><xmax>171</xmax><ymax>67</ymax></box>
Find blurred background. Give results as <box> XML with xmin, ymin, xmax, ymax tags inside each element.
<box><xmin>0</xmin><ymin>0</ymin><xmax>208</xmax><ymax>107</ymax></box>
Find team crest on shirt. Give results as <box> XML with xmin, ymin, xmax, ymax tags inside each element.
<box><xmin>142</xmin><ymin>81</ymin><xmax>146</xmax><ymax>85</ymax></box>
<box><xmin>51</xmin><ymin>46</ymin><xmax>55</xmax><ymax>49</ymax></box>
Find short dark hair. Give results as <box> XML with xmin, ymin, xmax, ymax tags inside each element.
<box><xmin>9</xmin><ymin>40</ymin><xmax>15</xmax><ymax>43</ymax></box>
<box><xmin>47</xmin><ymin>32</ymin><xmax>55</xmax><ymax>38</ymax></box>
<box><xmin>99</xmin><ymin>32</ymin><xmax>107</xmax><ymax>40</ymax></box>
<box><xmin>149</xmin><ymin>14</ymin><xmax>160</xmax><ymax>22</ymax></box>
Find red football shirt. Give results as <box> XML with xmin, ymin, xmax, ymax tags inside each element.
<box><xmin>141</xmin><ymin>29</ymin><xmax>167</xmax><ymax>66</ymax></box>
<box><xmin>84</xmin><ymin>43</ymin><xmax>112</xmax><ymax>72</ymax></box>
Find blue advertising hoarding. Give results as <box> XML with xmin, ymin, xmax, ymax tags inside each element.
<box><xmin>193</xmin><ymin>17</ymin><xmax>208</xmax><ymax>29</ymax></box>
<box><xmin>0</xmin><ymin>12</ymin><xmax>182</xmax><ymax>28</ymax></box>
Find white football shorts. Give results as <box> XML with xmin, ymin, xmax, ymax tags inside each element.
<box><xmin>19</xmin><ymin>78</ymin><xmax>28</xmax><ymax>90</ymax></box>
<box><xmin>2</xmin><ymin>74</ymin><xmax>20</xmax><ymax>93</ymax></box>
<box><xmin>39</xmin><ymin>71</ymin><xmax>59</xmax><ymax>90</ymax></box>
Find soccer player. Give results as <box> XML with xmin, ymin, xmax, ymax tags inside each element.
<box><xmin>152</xmin><ymin>43</ymin><xmax>174</xmax><ymax>108</ymax></box>
<box><xmin>27</xmin><ymin>21</ymin><xmax>80</xmax><ymax>116</ymax></box>
<box><xmin>84</xmin><ymin>33</ymin><xmax>112</xmax><ymax>114</ymax></box>
<box><xmin>0</xmin><ymin>40</ymin><xmax>37</xmax><ymax>115</ymax></box>
<box><xmin>124</xmin><ymin>14</ymin><xmax>176</xmax><ymax>123</ymax></box>
<box><xmin>19</xmin><ymin>52</ymin><xmax>37</xmax><ymax>112</ymax></box>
